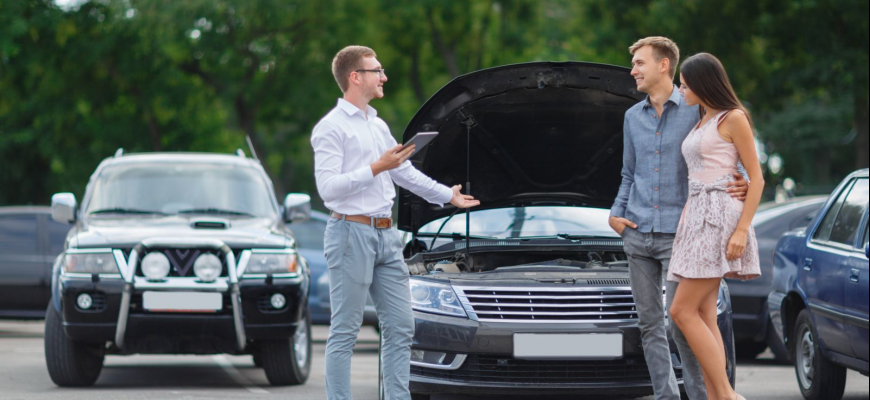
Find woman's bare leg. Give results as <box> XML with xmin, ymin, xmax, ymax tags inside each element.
<box><xmin>698</xmin><ymin>285</ymin><xmax>725</xmax><ymax>400</ymax></box>
<box><xmin>670</xmin><ymin>278</ymin><xmax>736</xmax><ymax>400</ymax></box>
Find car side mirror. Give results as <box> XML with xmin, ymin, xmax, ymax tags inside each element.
<box><xmin>865</xmin><ymin>244</ymin><xmax>869</xmax><ymax>259</ymax></box>
<box><xmin>51</xmin><ymin>193</ymin><xmax>77</xmax><ymax>224</ymax></box>
<box><xmin>283</xmin><ymin>193</ymin><xmax>311</xmax><ymax>223</ymax></box>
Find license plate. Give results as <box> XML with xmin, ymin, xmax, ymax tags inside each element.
<box><xmin>142</xmin><ymin>292</ymin><xmax>222</xmax><ymax>312</ymax></box>
<box><xmin>513</xmin><ymin>333</ymin><xmax>623</xmax><ymax>360</ymax></box>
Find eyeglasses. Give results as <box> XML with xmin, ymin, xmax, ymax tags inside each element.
<box><xmin>356</xmin><ymin>68</ymin><xmax>386</xmax><ymax>78</ymax></box>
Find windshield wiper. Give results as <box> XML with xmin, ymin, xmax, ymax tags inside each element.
<box><xmin>415</xmin><ymin>232</ymin><xmax>499</xmax><ymax>241</ymax></box>
<box><xmin>176</xmin><ymin>208</ymin><xmax>256</xmax><ymax>217</ymax></box>
<box><xmin>89</xmin><ymin>208</ymin><xmax>167</xmax><ymax>215</ymax></box>
<box><xmin>514</xmin><ymin>233</ymin><xmax>615</xmax><ymax>240</ymax></box>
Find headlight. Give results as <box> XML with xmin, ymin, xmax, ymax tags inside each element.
<box><xmin>63</xmin><ymin>252</ymin><xmax>119</xmax><ymax>274</ymax></box>
<box><xmin>193</xmin><ymin>253</ymin><xmax>222</xmax><ymax>282</ymax></box>
<box><xmin>246</xmin><ymin>252</ymin><xmax>298</xmax><ymax>274</ymax></box>
<box><xmin>141</xmin><ymin>252</ymin><xmax>171</xmax><ymax>281</ymax></box>
<box><xmin>409</xmin><ymin>278</ymin><xmax>467</xmax><ymax>318</ymax></box>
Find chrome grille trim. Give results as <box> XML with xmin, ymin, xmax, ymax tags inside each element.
<box><xmin>454</xmin><ymin>286</ymin><xmax>638</xmax><ymax>323</ymax></box>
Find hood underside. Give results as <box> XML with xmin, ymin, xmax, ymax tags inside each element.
<box><xmin>398</xmin><ymin>62</ymin><xmax>644</xmax><ymax>233</ymax></box>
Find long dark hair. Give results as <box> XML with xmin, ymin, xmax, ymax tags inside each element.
<box><xmin>680</xmin><ymin>53</ymin><xmax>753</xmax><ymax>126</ymax></box>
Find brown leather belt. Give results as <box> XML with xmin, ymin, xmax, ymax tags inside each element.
<box><xmin>330</xmin><ymin>212</ymin><xmax>393</xmax><ymax>229</ymax></box>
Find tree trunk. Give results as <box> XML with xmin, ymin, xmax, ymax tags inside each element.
<box><xmin>146</xmin><ymin>111</ymin><xmax>162</xmax><ymax>151</ymax></box>
<box><xmin>855</xmin><ymin>92</ymin><xmax>869</xmax><ymax>168</ymax></box>
<box><xmin>427</xmin><ymin>13</ymin><xmax>460</xmax><ymax>78</ymax></box>
<box><xmin>409</xmin><ymin>49</ymin><xmax>426</xmax><ymax>103</ymax></box>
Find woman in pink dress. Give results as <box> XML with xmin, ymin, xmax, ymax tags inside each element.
<box><xmin>668</xmin><ymin>53</ymin><xmax>763</xmax><ymax>400</ymax></box>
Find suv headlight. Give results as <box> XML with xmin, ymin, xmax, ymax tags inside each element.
<box><xmin>409</xmin><ymin>278</ymin><xmax>467</xmax><ymax>318</ymax></box>
<box><xmin>245</xmin><ymin>251</ymin><xmax>298</xmax><ymax>275</ymax></box>
<box><xmin>63</xmin><ymin>251</ymin><xmax>119</xmax><ymax>274</ymax></box>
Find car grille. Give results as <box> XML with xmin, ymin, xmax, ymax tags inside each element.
<box><xmin>411</xmin><ymin>354</ymin><xmax>681</xmax><ymax>385</ymax></box>
<box><xmin>136</xmin><ymin>248</ymin><xmax>229</xmax><ymax>278</ymax></box>
<box><xmin>455</xmin><ymin>286</ymin><xmax>639</xmax><ymax>323</ymax></box>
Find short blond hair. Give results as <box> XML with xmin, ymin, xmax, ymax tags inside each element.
<box><xmin>629</xmin><ymin>37</ymin><xmax>680</xmax><ymax>78</ymax></box>
<box><xmin>331</xmin><ymin>45</ymin><xmax>377</xmax><ymax>93</ymax></box>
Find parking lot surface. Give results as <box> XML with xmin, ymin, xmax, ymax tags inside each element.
<box><xmin>2</xmin><ymin>320</ymin><xmax>867</xmax><ymax>400</ymax></box>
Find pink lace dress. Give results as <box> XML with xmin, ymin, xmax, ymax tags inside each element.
<box><xmin>668</xmin><ymin>110</ymin><xmax>761</xmax><ymax>282</ymax></box>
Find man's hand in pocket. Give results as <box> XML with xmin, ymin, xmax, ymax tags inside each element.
<box><xmin>609</xmin><ymin>216</ymin><xmax>638</xmax><ymax>235</ymax></box>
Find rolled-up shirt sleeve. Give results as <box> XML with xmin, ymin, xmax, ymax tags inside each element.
<box><xmin>611</xmin><ymin>117</ymin><xmax>635</xmax><ymax>219</ymax></box>
<box><xmin>311</xmin><ymin>121</ymin><xmax>374</xmax><ymax>203</ymax></box>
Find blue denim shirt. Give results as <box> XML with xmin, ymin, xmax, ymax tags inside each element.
<box><xmin>610</xmin><ymin>86</ymin><xmax>700</xmax><ymax>234</ymax></box>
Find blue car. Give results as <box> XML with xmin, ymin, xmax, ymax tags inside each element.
<box><xmin>768</xmin><ymin>169</ymin><xmax>869</xmax><ymax>400</ymax></box>
<box><xmin>290</xmin><ymin>209</ymin><xmax>377</xmax><ymax>327</ymax></box>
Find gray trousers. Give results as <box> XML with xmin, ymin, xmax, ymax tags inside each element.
<box><xmin>622</xmin><ymin>228</ymin><xmax>707</xmax><ymax>400</ymax></box>
<box><xmin>324</xmin><ymin>218</ymin><xmax>414</xmax><ymax>400</ymax></box>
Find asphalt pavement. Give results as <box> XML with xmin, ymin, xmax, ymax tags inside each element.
<box><xmin>1</xmin><ymin>320</ymin><xmax>867</xmax><ymax>400</ymax></box>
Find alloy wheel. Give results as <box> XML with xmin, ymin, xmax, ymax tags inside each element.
<box><xmin>796</xmin><ymin>326</ymin><xmax>815</xmax><ymax>389</ymax></box>
<box><xmin>293</xmin><ymin>319</ymin><xmax>309</xmax><ymax>370</ymax></box>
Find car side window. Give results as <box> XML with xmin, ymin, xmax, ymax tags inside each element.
<box><xmin>863</xmin><ymin>222</ymin><xmax>869</xmax><ymax>249</ymax></box>
<box><xmin>0</xmin><ymin>214</ymin><xmax>39</xmax><ymax>254</ymax></box>
<box><xmin>813</xmin><ymin>180</ymin><xmax>853</xmax><ymax>243</ymax></box>
<box><xmin>289</xmin><ymin>219</ymin><xmax>327</xmax><ymax>250</ymax></box>
<box><xmin>828</xmin><ymin>179</ymin><xmax>868</xmax><ymax>246</ymax></box>
<box><xmin>48</xmin><ymin>220</ymin><xmax>71</xmax><ymax>255</ymax></box>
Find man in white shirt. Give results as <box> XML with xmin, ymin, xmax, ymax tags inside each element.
<box><xmin>311</xmin><ymin>45</ymin><xmax>479</xmax><ymax>400</ymax></box>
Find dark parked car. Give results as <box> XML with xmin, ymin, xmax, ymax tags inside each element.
<box><xmin>382</xmin><ymin>62</ymin><xmax>736</xmax><ymax>399</ymax></box>
<box><xmin>1</xmin><ymin>207</ymin><xmax>69</xmax><ymax>320</ymax></box>
<box><xmin>45</xmin><ymin>151</ymin><xmax>313</xmax><ymax>387</ymax></box>
<box><xmin>768</xmin><ymin>169</ymin><xmax>869</xmax><ymax>400</ymax></box>
<box><xmin>729</xmin><ymin>196</ymin><xmax>827</xmax><ymax>362</ymax></box>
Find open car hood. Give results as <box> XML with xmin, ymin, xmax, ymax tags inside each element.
<box><xmin>398</xmin><ymin>62</ymin><xmax>644</xmax><ymax>233</ymax></box>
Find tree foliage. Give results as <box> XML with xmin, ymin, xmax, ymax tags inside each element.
<box><xmin>1</xmin><ymin>0</ymin><xmax>867</xmax><ymax>207</ymax></box>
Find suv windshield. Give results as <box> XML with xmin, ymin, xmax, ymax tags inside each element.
<box><xmin>418</xmin><ymin>207</ymin><xmax>617</xmax><ymax>239</ymax></box>
<box><xmin>86</xmin><ymin>162</ymin><xmax>277</xmax><ymax>218</ymax></box>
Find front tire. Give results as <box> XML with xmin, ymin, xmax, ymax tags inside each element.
<box><xmin>793</xmin><ymin>310</ymin><xmax>846</xmax><ymax>400</ymax></box>
<box><xmin>44</xmin><ymin>304</ymin><xmax>105</xmax><ymax>387</ymax></box>
<box><xmin>259</xmin><ymin>313</ymin><xmax>312</xmax><ymax>386</ymax></box>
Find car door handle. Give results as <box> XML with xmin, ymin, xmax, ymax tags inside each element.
<box><xmin>803</xmin><ymin>258</ymin><xmax>813</xmax><ymax>271</ymax></box>
<box><xmin>851</xmin><ymin>268</ymin><xmax>860</xmax><ymax>283</ymax></box>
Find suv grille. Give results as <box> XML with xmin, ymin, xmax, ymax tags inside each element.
<box><xmin>456</xmin><ymin>286</ymin><xmax>638</xmax><ymax>323</ymax></box>
<box><xmin>411</xmin><ymin>354</ymin><xmax>681</xmax><ymax>385</ymax></box>
<box><xmin>136</xmin><ymin>248</ymin><xmax>229</xmax><ymax>278</ymax></box>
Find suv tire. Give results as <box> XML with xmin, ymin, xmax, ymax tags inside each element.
<box><xmin>793</xmin><ymin>310</ymin><xmax>847</xmax><ymax>400</ymax></box>
<box><xmin>44</xmin><ymin>304</ymin><xmax>105</xmax><ymax>387</ymax></box>
<box><xmin>260</xmin><ymin>312</ymin><xmax>311</xmax><ymax>386</ymax></box>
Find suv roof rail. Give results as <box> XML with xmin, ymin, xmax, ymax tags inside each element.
<box><xmin>114</xmin><ymin>148</ymin><xmax>124</xmax><ymax>158</ymax></box>
<box><xmin>236</xmin><ymin>149</ymin><xmax>246</xmax><ymax>158</ymax></box>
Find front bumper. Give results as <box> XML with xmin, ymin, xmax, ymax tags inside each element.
<box><xmin>57</xmin><ymin>240</ymin><xmax>308</xmax><ymax>355</ymax></box>
<box><xmin>408</xmin><ymin>311</ymin><xmax>685</xmax><ymax>396</ymax></box>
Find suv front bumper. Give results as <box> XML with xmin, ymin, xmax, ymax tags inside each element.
<box><xmin>57</xmin><ymin>238</ymin><xmax>308</xmax><ymax>354</ymax></box>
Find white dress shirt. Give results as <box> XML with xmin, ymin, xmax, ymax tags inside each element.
<box><xmin>311</xmin><ymin>99</ymin><xmax>453</xmax><ymax>217</ymax></box>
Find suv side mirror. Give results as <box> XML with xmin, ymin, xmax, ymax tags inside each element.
<box><xmin>865</xmin><ymin>244</ymin><xmax>869</xmax><ymax>259</ymax></box>
<box><xmin>283</xmin><ymin>193</ymin><xmax>311</xmax><ymax>223</ymax></box>
<box><xmin>51</xmin><ymin>193</ymin><xmax>78</xmax><ymax>224</ymax></box>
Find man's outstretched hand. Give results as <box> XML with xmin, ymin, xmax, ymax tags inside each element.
<box><xmin>450</xmin><ymin>185</ymin><xmax>480</xmax><ymax>209</ymax></box>
<box><xmin>726</xmin><ymin>172</ymin><xmax>749</xmax><ymax>201</ymax></box>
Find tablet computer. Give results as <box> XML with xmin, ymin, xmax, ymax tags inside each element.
<box><xmin>402</xmin><ymin>132</ymin><xmax>439</xmax><ymax>157</ymax></box>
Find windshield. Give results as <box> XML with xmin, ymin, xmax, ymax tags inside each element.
<box><xmin>85</xmin><ymin>162</ymin><xmax>277</xmax><ymax>218</ymax></box>
<box><xmin>417</xmin><ymin>207</ymin><xmax>617</xmax><ymax>239</ymax></box>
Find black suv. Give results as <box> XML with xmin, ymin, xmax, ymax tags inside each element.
<box><xmin>45</xmin><ymin>151</ymin><xmax>312</xmax><ymax>387</ymax></box>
